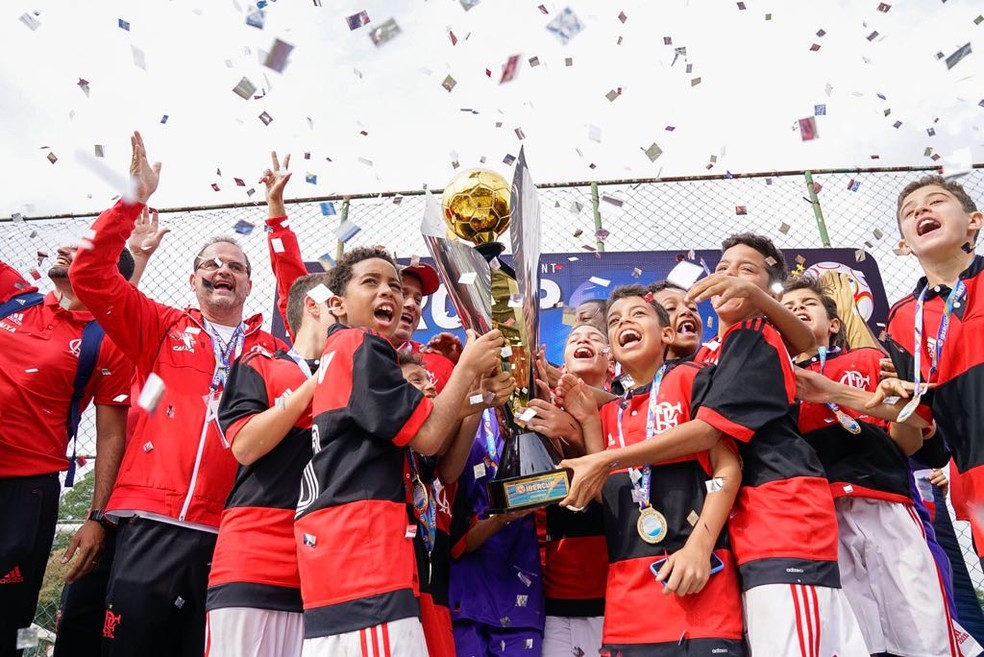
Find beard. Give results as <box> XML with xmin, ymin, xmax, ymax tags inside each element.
<box><xmin>47</xmin><ymin>264</ymin><xmax>70</xmax><ymax>279</ymax></box>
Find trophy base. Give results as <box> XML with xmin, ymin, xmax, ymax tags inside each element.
<box><xmin>488</xmin><ymin>468</ymin><xmax>573</xmax><ymax>513</ymax></box>
<box><xmin>487</xmin><ymin>429</ymin><xmax>572</xmax><ymax>513</ymax></box>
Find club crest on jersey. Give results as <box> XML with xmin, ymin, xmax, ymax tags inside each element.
<box><xmin>433</xmin><ymin>479</ymin><xmax>451</xmax><ymax>517</ymax></box>
<box><xmin>68</xmin><ymin>338</ymin><xmax>82</xmax><ymax>357</ymax></box>
<box><xmin>839</xmin><ymin>370</ymin><xmax>870</xmax><ymax>389</ymax></box>
<box><xmin>170</xmin><ymin>330</ymin><xmax>196</xmax><ymax>353</ymax></box>
<box><xmin>652</xmin><ymin>401</ymin><xmax>683</xmax><ymax>433</ymax></box>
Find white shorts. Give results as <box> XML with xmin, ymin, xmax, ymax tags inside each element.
<box><xmin>542</xmin><ymin>615</ymin><xmax>603</xmax><ymax>657</ymax></box>
<box><xmin>744</xmin><ymin>583</ymin><xmax>868</xmax><ymax>657</ymax></box>
<box><xmin>205</xmin><ymin>607</ymin><xmax>304</xmax><ymax>657</ymax></box>
<box><xmin>836</xmin><ymin>497</ymin><xmax>959</xmax><ymax>656</ymax></box>
<box><xmin>301</xmin><ymin>617</ymin><xmax>428</xmax><ymax>657</ymax></box>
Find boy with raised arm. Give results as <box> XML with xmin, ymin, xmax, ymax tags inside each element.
<box><xmin>294</xmin><ymin>246</ymin><xmax>503</xmax><ymax>656</ymax></box>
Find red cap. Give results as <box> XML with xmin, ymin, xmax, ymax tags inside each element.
<box><xmin>0</xmin><ymin>262</ymin><xmax>37</xmax><ymax>303</ymax></box>
<box><xmin>401</xmin><ymin>263</ymin><xmax>440</xmax><ymax>296</ymax></box>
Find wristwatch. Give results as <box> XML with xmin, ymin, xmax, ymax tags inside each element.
<box><xmin>86</xmin><ymin>509</ymin><xmax>115</xmax><ymax>529</ymax></box>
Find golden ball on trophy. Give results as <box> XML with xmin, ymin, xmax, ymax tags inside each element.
<box><xmin>441</xmin><ymin>168</ymin><xmax>511</xmax><ymax>244</ymax></box>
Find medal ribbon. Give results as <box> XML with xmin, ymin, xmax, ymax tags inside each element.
<box><xmin>203</xmin><ymin>320</ymin><xmax>246</xmax><ymax>392</ymax></box>
<box><xmin>407</xmin><ymin>450</ymin><xmax>436</xmax><ymax>555</ymax></box>
<box><xmin>912</xmin><ymin>280</ymin><xmax>965</xmax><ymax>397</ymax></box>
<box><xmin>616</xmin><ymin>364</ymin><xmax>667</xmax><ymax>511</ymax></box>
<box><xmin>287</xmin><ymin>348</ymin><xmax>315</xmax><ymax>378</ymax></box>
<box><xmin>482</xmin><ymin>409</ymin><xmax>497</xmax><ymax>462</ymax></box>
<box><xmin>817</xmin><ymin>346</ymin><xmax>847</xmax><ymax>414</ymax></box>
<box><xmin>817</xmin><ymin>346</ymin><xmax>862</xmax><ymax>435</ymax></box>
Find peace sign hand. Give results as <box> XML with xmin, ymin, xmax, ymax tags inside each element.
<box><xmin>260</xmin><ymin>151</ymin><xmax>292</xmax><ymax>217</ymax></box>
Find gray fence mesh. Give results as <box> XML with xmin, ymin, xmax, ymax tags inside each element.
<box><xmin>6</xmin><ymin>164</ymin><xmax>982</xmax><ymax>649</ymax></box>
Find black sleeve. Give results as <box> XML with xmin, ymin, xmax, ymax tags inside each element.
<box><xmin>217</xmin><ymin>355</ymin><xmax>270</xmax><ymax>434</ymax></box>
<box><xmin>911</xmin><ymin>432</ymin><xmax>950</xmax><ymax>469</ymax></box>
<box><xmin>350</xmin><ymin>333</ymin><xmax>428</xmax><ymax>445</ymax></box>
<box><xmin>697</xmin><ymin>323</ymin><xmax>792</xmax><ymax>442</ymax></box>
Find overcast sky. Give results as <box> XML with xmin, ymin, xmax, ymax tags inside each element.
<box><xmin>0</xmin><ymin>0</ymin><xmax>981</xmax><ymax>217</ymax></box>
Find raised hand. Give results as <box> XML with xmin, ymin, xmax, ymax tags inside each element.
<box><xmin>129</xmin><ymin>131</ymin><xmax>161</xmax><ymax>205</ymax></box>
<box><xmin>457</xmin><ymin>329</ymin><xmax>504</xmax><ymax>378</ymax></box>
<box><xmin>128</xmin><ymin>206</ymin><xmax>170</xmax><ymax>258</ymax></box>
<box><xmin>686</xmin><ymin>272</ymin><xmax>761</xmax><ymax>307</ymax></box>
<box><xmin>260</xmin><ymin>151</ymin><xmax>292</xmax><ymax>218</ymax></box>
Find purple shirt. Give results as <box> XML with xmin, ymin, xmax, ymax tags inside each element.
<box><xmin>448</xmin><ymin>410</ymin><xmax>545</xmax><ymax>630</ymax></box>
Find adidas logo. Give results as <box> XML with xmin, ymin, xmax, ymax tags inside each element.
<box><xmin>0</xmin><ymin>566</ymin><xmax>24</xmax><ymax>584</ymax></box>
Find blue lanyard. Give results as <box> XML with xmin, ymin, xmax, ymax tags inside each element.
<box><xmin>912</xmin><ymin>280</ymin><xmax>965</xmax><ymax>396</ymax></box>
<box><xmin>616</xmin><ymin>364</ymin><xmax>667</xmax><ymax>511</ymax></box>
<box><xmin>482</xmin><ymin>409</ymin><xmax>497</xmax><ymax>462</ymax></box>
<box><xmin>203</xmin><ymin>321</ymin><xmax>245</xmax><ymax>392</ymax></box>
<box><xmin>816</xmin><ymin>346</ymin><xmax>861</xmax><ymax>434</ymax></box>
<box><xmin>407</xmin><ymin>450</ymin><xmax>437</xmax><ymax>555</ymax></box>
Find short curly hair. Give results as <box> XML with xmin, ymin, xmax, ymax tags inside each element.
<box><xmin>326</xmin><ymin>246</ymin><xmax>400</xmax><ymax>298</ymax></box>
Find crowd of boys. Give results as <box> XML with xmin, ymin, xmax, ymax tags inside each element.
<box><xmin>2</xmin><ymin>130</ymin><xmax>983</xmax><ymax>657</ymax></box>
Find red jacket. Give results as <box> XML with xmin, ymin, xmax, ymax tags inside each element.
<box><xmin>70</xmin><ymin>201</ymin><xmax>283</xmax><ymax>528</ymax></box>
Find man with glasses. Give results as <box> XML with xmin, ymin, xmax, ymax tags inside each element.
<box><xmin>69</xmin><ymin>132</ymin><xmax>283</xmax><ymax>657</ymax></box>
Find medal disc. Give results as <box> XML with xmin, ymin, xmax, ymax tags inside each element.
<box><xmin>896</xmin><ymin>395</ymin><xmax>921</xmax><ymax>424</ymax></box>
<box><xmin>835</xmin><ymin>410</ymin><xmax>862</xmax><ymax>435</ymax></box>
<box><xmin>412</xmin><ymin>479</ymin><xmax>429</xmax><ymax>517</ymax></box>
<box><xmin>636</xmin><ymin>507</ymin><xmax>668</xmax><ymax>544</ymax></box>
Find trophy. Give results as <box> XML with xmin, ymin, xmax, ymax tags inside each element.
<box><xmin>422</xmin><ymin>148</ymin><xmax>571</xmax><ymax>513</ymax></box>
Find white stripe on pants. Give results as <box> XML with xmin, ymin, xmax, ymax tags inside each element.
<box><xmin>301</xmin><ymin>617</ymin><xmax>428</xmax><ymax>657</ymax></box>
<box><xmin>744</xmin><ymin>583</ymin><xmax>868</xmax><ymax>656</ymax></box>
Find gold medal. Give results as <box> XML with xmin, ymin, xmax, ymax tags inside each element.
<box><xmin>636</xmin><ymin>506</ymin><xmax>668</xmax><ymax>544</ymax></box>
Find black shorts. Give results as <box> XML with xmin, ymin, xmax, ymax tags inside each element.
<box><xmin>101</xmin><ymin>517</ymin><xmax>217</xmax><ymax>657</ymax></box>
<box><xmin>0</xmin><ymin>473</ymin><xmax>60</xmax><ymax>657</ymax></box>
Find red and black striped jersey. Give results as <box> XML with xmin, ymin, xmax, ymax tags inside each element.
<box><xmin>796</xmin><ymin>346</ymin><xmax>912</xmax><ymax>504</ymax></box>
<box><xmin>207</xmin><ymin>347</ymin><xmax>312</xmax><ymax>612</ymax></box>
<box><xmin>886</xmin><ymin>254</ymin><xmax>984</xmax><ymax>554</ymax></box>
<box><xmin>405</xmin><ymin>455</ymin><xmax>455</xmax><ymax>609</ymax></box>
<box><xmin>541</xmin><ymin>501</ymin><xmax>608</xmax><ymax>618</ymax></box>
<box><xmin>695</xmin><ymin>318</ymin><xmax>840</xmax><ymax>590</ymax></box>
<box><xmin>598</xmin><ymin>361</ymin><xmax>744</xmax><ymax>650</ymax></box>
<box><xmin>295</xmin><ymin>323</ymin><xmax>433</xmax><ymax>637</ymax></box>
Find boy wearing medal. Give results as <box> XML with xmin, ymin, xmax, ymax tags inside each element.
<box><xmin>887</xmin><ymin>175</ymin><xmax>984</xmax><ymax>570</ymax></box>
<box><xmin>562</xmin><ymin>284</ymin><xmax>745</xmax><ymax>656</ymax></box>
<box><xmin>561</xmin><ymin>235</ymin><xmax>869</xmax><ymax>656</ymax></box>
<box><xmin>783</xmin><ymin>276</ymin><xmax>958</xmax><ymax>656</ymax></box>
<box><xmin>294</xmin><ymin>245</ymin><xmax>503</xmax><ymax>656</ymax></box>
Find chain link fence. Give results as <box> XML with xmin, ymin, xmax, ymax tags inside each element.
<box><xmin>5</xmin><ymin>164</ymin><xmax>983</xmax><ymax>650</ymax></box>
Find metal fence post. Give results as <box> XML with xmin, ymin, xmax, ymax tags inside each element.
<box><xmin>590</xmin><ymin>182</ymin><xmax>605</xmax><ymax>252</ymax></box>
<box><xmin>335</xmin><ymin>197</ymin><xmax>350</xmax><ymax>261</ymax></box>
<box><xmin>804</xmin><ymin>171</ymin><xmax>831</xmax><ymax>247</ymax></box>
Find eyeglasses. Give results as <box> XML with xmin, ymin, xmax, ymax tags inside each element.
<box><xmin>197</xmin><ymin>257</ymin><xmax>250</xmax><ymax>276</ymax></box>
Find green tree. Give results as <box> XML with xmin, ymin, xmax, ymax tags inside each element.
<box><xmin>58</xmin><ymin>471</ymin><xmax>95</xmax><ymax>521</ymax></box>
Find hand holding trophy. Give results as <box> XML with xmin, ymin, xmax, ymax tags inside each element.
<box><xmin>423</xmin><ymin>149</ymin><xmax>572</xmax><ymax>513</ymax></box>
